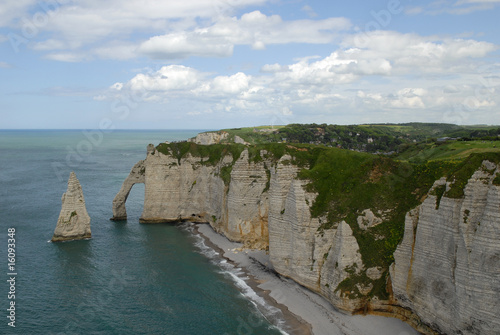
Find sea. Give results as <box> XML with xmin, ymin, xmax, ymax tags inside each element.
<box><xmin>0</xmin><ymin>130</ymin><xmax>289</xmax><ymax>335</ymax></box>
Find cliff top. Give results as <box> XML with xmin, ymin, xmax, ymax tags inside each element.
<box><xmin>191</xmin><ymin>123</ymin><xmax>500</xmax><ymax>157</ymax></box>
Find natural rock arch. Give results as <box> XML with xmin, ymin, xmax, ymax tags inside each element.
<box><xmin>111</xmin><ymin>160</ymin><xmax>146</xmax><ymax>220</ymax></box>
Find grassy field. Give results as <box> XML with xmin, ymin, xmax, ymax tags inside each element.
<box><xmin>195</xmin><ymin>123</ymin><xmax>500</xmax><ymax>155</ymax></box>
<box><xmin>201</xmin><ymin>125</ymin><xmax>285</xmax><ymax>144</ymax></box>
<box><xmin>395</xmin><ymin>140</ymin><xmax>500</xmax><ymax>162</ymax></box>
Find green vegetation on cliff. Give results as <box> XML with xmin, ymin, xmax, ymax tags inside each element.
<box><xmin>445</xmin><ymin>152</ymin><xmax>500</xmax><ymax>198</ymax></box>
<box><xmin>215</xmin><ymin>123</ymin><xmax>500</xmax><ymax>154</ymax></box>
<box><xmin>494</xmin><ymin>173</ymin><xmax>500</xmax><ymax>186</ymax></box>
<box><xmin>300</xmin><ymin>152</ymin><xmax>457</xmax><ymax>269</ymax></box>
<box><xmin>156</xmin><ymin>140</ymin><xmax>464</xmax><ymax>268</ymax></box>
<box><xmin>156</xmin><ymin>141</ymin><xmax>246</xmax><ymax>166</ymax></box>
<box><xmin>156</xmin><ymin>124</ymin><xmax>500</xmax><ymax>301</ymax></box>
<box><xmin>395</xmin><ymin>139</ymin><xmax>500</xmax><ymax>163</ymax></box>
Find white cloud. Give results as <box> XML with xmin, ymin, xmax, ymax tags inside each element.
<box><xmin>389</xmin><ymin>88</ymin><xmax>427</xmax><ymax>109</ymax></box>
<box><xmin>273</xmin><ymin>53</ymin><xmax>359</xmax><ymax>86</ymax></box>
<box><xmin>138</xmin><ymin>31</ymin><xmax>234</xmax><ymax>59</ymax></box>
<box><xmin>105</xmin><ymin>31</ymin><xmax>499</xmax><ymax>125</ymax></box>
<box><xmin>3</xmin><ymin>0</ymin><xmax>269</xmax><ymax>59</ymax></box>
<box><xmin>5</xmin><ymin>1</ymin><xmax>350</xmax><ymax>61</ymax></box>
<box><xmin>259</xmin><ymin>40</ymin><xmax>403</xmax><ymax>87</ymax></box>
<box><xmin>115</xmin><ymin>0</ymin><xmax>268</xmax><ymax>19</ymax></box>
<box><xmin>110</xmin><ymin>83</ymin><xmax>123</xmax><ymax>90</ymax></box>
<box><xmin>0</xmin><ymin>0</ymin><xmax>37</xmax><ymax>27</ymax></box>
<box><xmin>234</xmin><ymin>11</ymin><xmax>351</xmax><ymax>44</ymax></box>
<box><xmin>355</xmin><ymin>82</ymin><xmax>499</xmax><ymax>116</ymax></box>
<box><xmin>138</xmin><ymin>11</ymin><xmax>351</xmax><ymax>59</ymax></box>
<box><xmin>44</xmin><ymin>52</ymin><xmax>86</xmax><ymax>62</ymax></box>
<box><xmin>343</xmin><ymin>31</ymin><xmax>497</xmax><ymax>75</ymax></box>
<box><xmin>117</xmin><ymin>66</ymin><xmax>254</xmax><ymax>100</ymax></box>
<box><xmin>211</xmin><ymin>72</ymin><xmax>251</xmax><ymax>94</ymax></box>
<box><xmin>41</xmin><ymin>0</ymin><xmax>267</xmax><ymax>40</ymax></box>
<box><xmin>127</xmin><ymin>65</ymin><xmax>205</xmax><ymax>91</ymax></box>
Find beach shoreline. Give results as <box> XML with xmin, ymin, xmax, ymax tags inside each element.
<box><xmin>194</xmin><ymin>223</ymin><xmax>420</xmax><ymax>335</ymax></box>
<box><xmin>193</xmin><ymin>223</ymin><xmax>312</xmax><ymax>335</ymax></box>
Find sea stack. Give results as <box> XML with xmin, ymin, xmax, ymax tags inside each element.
<box><xmin>52</xmin><ymin>172</ymin><xmax>91</xmax><ymax>242</ymax></box>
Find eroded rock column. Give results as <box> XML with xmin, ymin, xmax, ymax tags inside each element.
<box><xmin>52</xmin><ymin>172</ymin><xmax>91</xmax><ymax>242</ymax></box>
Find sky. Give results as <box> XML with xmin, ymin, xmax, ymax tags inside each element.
<box><xmin>0</xmin><ymin>0</ymin><xmax>499</xmax><ymax>129</ymax></box>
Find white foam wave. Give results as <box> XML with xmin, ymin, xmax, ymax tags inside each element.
<box><xmin>188</xmin><ymin>224</ymin><xmax>289</xmax><ymax>334</ymax></box>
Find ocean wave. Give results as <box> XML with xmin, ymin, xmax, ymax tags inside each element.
<box><xmin>184</xmin><ymin>223</ymin><xmax>289</xmax><ymax>335</ymax></box>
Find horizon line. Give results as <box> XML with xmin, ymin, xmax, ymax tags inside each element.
<box><xmin>1</xmin><ymin>122</ymin><xmax>500</xmax><ymax>131</ymax></box>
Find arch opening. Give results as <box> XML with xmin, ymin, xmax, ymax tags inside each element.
<box><xmin>110</xmin><ymin>160</ymin><xmax>146</xmax><ymax>221</ymax></box>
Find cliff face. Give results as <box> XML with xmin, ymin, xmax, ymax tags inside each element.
<box><xmin>187</xmin><ymin>131</ymin><xmax>248</xmax><ymax>145</ymax></box>
<box><xmin>187</xmin><ymin>131</ymin><xmax>229</xmax><ymax>145</ymax></box>
<box><xmin>112</xmin><ymin>144</ymin><xmax>500</xmax><ymax>335</ymax></box>
<box><xmin>391</xmin><ymin>161</ymin><xmax>500</xmax><ymax>335</ymax></box>
<box><xmin>114</xmin><ymin>145</ymin><xmax>272</xmax><ymax>248</ymax></box>
<box><xmin>52</xmin><ymin>172</ymin><xmax>91</xmax><ymax>242</ymax></box>
<box><xmin>266</xmin><ymin>156</ymin><xmax>366</xmax><ymax>311</ymax></box>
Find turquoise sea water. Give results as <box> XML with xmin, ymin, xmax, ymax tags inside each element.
<box><xmin>0</xmin><ymin>130</ymin><xmax>287</xmax><ymax>335</ymax></box>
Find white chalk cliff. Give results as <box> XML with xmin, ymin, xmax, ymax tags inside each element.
<box><xmin>112</xmin><ymin>144</ymin><xmax>500</xmax><ymax>335</ymax></box>
<box><xmin>52</xmin><ymin>172</ymin><xmax>91</xmax><ymax>242</ymax></box>
<box><xmin>187</xmin><ymin>131</ymin><xmax>229</xmax><ymax>145</ymax></box>
<box><xmin>187</xmin><ymin>131</ymin><xmax>249</xmax><ymax>145</ymax></box>
<box><xmin>391</xmin><ymin>162</ymin><xmax>500</xmax><ymax>335</ymax></box>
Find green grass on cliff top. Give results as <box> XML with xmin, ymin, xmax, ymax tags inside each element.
<box><xmin>395</xmin><ymin>140</ymin><xmax>500</xmax><ymax>162</ymax></box>
<box><xmin>195</xmin><ymin>126</ymin><xmax>284</xmax><ymax>145</ymax></box>
<box><xmin>211</xmin><ymin>123</ymin><xmax>500</xmax><ymax>147</ymax></box>
<box><xmin>223</xmin><ymin>126</ymin><xmax>283</xmax><ymax>144</ymax></box>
